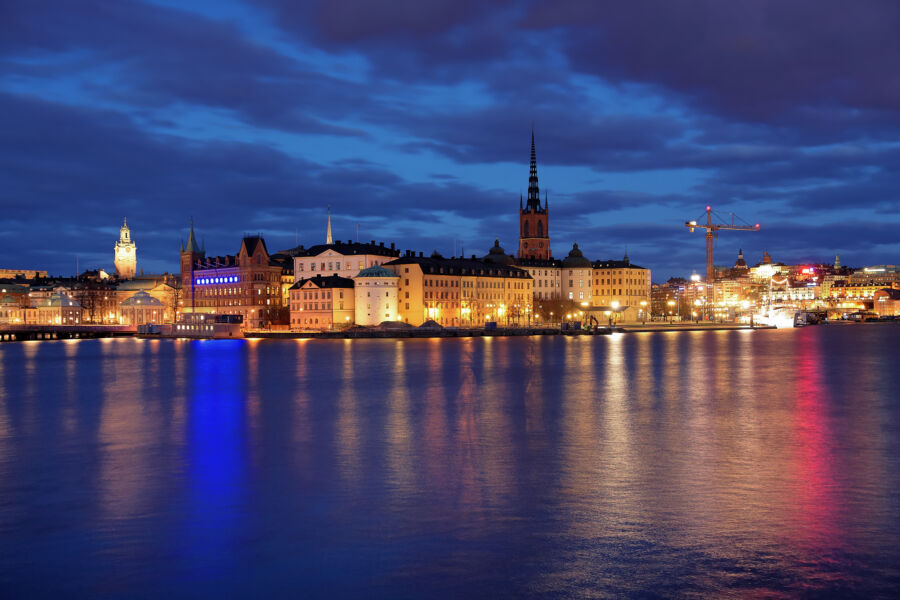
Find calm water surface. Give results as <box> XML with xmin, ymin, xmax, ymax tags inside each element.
<box><xmin>1</xmin><ymin>326</ymin><xmax>899</xmax><ymax>598</ymax></box>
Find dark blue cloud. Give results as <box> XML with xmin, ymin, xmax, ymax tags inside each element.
<box><xmin>0</xmin><ymin>0</ymin><xmax>898</xmax><ymax>280</ymax></box>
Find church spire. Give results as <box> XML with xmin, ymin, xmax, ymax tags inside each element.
<box><xmin>326</xmin><ymin>206</ymin><xmax>333</xmax><ymax>245</ymax></box>
<box><xmin>184</xmin><ymin>217</ymin><xmax>200</xmax><ymax>254</ymax></box>
<box><xmin>526</xmin><ymin>129</ymin><xmax>541</xmax><ymax>211</ymax></box>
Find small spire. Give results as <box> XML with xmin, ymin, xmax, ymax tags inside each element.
<box><xmin>624</xmin><ymin>247</ymin><xmax>630</xmax><ymax>264</ymax></box>
<box><xmin>326</xmin><ymin>205</ymin><xmax>333</xmax><ymax>245</ymax></box>
<box><xmin>184</xmin><ymin>217</ymin><xmax>200</xmax><ymax>253</ymax></box>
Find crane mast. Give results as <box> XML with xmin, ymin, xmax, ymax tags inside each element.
<box><xmin>685</xmin><ymin>206</ymin><xmax>760</xmax><ymax>305</ymax></box>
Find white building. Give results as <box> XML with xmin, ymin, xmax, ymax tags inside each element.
<box><xmin>353</xmin><ymin>264</ymin><xmax>399</xmax><ymax>326</ymax></box>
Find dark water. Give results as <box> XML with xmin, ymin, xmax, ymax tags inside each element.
<box><xmin>1</xmin><ymin>327</ymin><xmax>899</xmax><ymax>598</ymax></box>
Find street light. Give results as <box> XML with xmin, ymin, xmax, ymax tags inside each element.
<box><xmin>667</xmin><ymin>300</ymin><xmax>675</xmax><ymax>323</ymax></box>
<box><xmin>640</xmin><ymin>300</ymin><xmax>647</xmax><ymax>324</ymax></box>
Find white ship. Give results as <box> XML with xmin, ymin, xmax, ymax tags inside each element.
<box><xmin>756</xmin><ymin>305</ymin><xmax>800</xmax><ymax>329</ymax></box>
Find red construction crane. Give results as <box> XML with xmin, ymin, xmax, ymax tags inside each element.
<box><xmin>685</xmin><ymin>206</ymin><xmax>760</xmax><ymax>287</ymax></box>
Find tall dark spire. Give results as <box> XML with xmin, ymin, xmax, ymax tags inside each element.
<box><xmin>526</xmin><ymin>129</ymin><xmax>541</xmax><ymax>211</ymax></box>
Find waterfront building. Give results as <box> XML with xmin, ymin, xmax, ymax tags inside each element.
<box><xmin>116</xmin><ymin>274</ymin><xmax>179</xmax><ymax>324</ymax></box>
<box><xmin>384</xmin><ymin>252</ymin><xmax>532</xmax><ymax>327</ymax></box>
<box><xmin>180</xmin><ymin>220</ymin><xmax>288</xmax><ymax>329</ymax></box>
<box><xmin>71</xmin><ymin>281</ymin><xmax>120</xmax><ymax>324</ymax></box>
<box><xmin>119</xmin><ymin>290</ymin><xmax>165</xmax><ymax>325</ymax></box>
<box><xmin>561</xmin><ymin>243</ymin><xmax>593</xmax><ymax>304</ymax></box>
<box><xmin>849</xmin><ymin>265</ymin><xmax>900</xmax><ymax>285</ymax></box>
<box><xmin>114</xmin><ymin>218</ymin><xmax>137</xmax><ymax>279</ymax></box>
<box><xmin>518</xmin><ymin>132</ymin><xmax>551</xmax><ymax>260</ymax></box>
<box><xmin>591</xmin><ymin>254</ymin><xmax>651</xmax><ymax>321</ymax></box>
<box><xmin>0</xmin><ymin>295</ymin><xmax>22</xmax><ymax>324</ymax></box>
<box><xmin>873</xmin><ymin>288</ymin><xmax>900</xmax><ymax>317</ymax></box>
<box><xmin>485</xmin><ymin>239</ymin><xmax>561</xmax><ymax>301</ymax></box>
<box><xmin>289</xmin><ymin>274</ymin><xmax>355</xmax><ymax>330</ymax></box>
<box><xmin>36</xmin><ymin>292</ymin><xmax>81</xmax><ymax>325</ymax></box>
<box><xmin>354</xmin><ymin>264</ymin><xmax>400</xmax><ymax>326</ymax></box>
<box><xmin>830</xmin><ymin>280</ymin><xmax>899</xmax><ymax>306</ymax></box>
<box><xmin>0</xmin><ymin>282</ymin><xmax>29</xmax><ymax>306</ymax></box>
<box><xmin>292</xmin><ymin>240</ymin><xmax>401</xmax><ymax>279</ymax></box>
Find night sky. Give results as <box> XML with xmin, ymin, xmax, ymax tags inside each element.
<box><xmin>3</xmin><ymin>0</ymin><xmax>899</xmax><ymax>280</ymax></box>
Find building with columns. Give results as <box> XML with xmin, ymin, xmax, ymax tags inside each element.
<box><xmin>114</xmin><ymin>218</ymin><xmax>137</xmax><ymax>279</ymax></box>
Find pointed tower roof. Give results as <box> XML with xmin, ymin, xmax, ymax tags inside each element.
<box><xmin>526</xmin><ymin>129</ymin><xmax>542</xmax><ymax>212</ymax></box>
<box><xmin>184</xmin><ymin>218</ymin><xmax>201</xmax><ymax>254</ymax></box>
<box><xmin>326</xmin><ymin>206</ymin><xmax>333</xmax><ymax>245</ymax></box>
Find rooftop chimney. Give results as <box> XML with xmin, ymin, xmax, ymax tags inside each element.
<box><xmin>419</xmin><ymin>251</ymin><xmax>424</xmax><ymax>257</ymax></box>
<box><xmin>390</xmin><ymin>242</ymin><xmax>395</xmax><ymax>250</ymax></box>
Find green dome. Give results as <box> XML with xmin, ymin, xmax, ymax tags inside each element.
<box><xmin>40</xmin><ymin>292</ymin><xmax>80</xmax><ymax>308</ymax></box>
<box><xmin>355</xmin><ymin>264</ymin><xmax>398</xmax><ymax>278</ymax></box>
<box><xmin>121</xmin><ymin>290</ymin><xmax>163</xmax><ymax>306</ymax></box>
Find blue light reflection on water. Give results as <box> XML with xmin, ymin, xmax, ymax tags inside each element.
<box><xmin>0</xmin><ymin>326</ymin><xmax>899</xmax><ymax>597</ymax></box>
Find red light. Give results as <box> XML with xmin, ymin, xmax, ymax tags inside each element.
<box><xmin>755</xmin><ymin>224</ymin><xmax>760</xmax><ymax>228</ymax></box>
<box><xmin>706</xmin><ymin>205</ymin><xmax>711</xmax><ymax>211</ymax></box>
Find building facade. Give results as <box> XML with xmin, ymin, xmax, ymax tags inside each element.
<box><xmin>289</xmin><ymin>274</ymin><xmax>355</xmax><ymax>330</ymax></box>
<box><xmin>37</xmin><ymin>292</ymin><xmax>81</xmax><ymax>325</ymax></box>
<box><xmin>591</xmin><ymin>255</ymin><xmax>652</xmax><ymax>322</ymax></box>
<box><xmin>293</xmin><ymin>240</ymin><xmax>401</xmax><ymax>279</ymax></box>
<box><xmin>119</xmin><ymin>290</ymin><xmax>165</xmax><ymax>325</ymax></box>
<box><xmin>114</xmin><ymin>218</ymin><xmax>137</xmax><ymax>279</ymax></box>
<box><xmin>561</xmin><ymin>243</ymin><xmax>593</xmax><ymax>303</ymax></box>
<box><xmin>354</xmin><ymin>265</ymin><xmax>400</xmax><ymax>326</ymax></box>
<box><xmin>180</xmin><ymin>221</ymin><xmax>288</xmax><ymax>329</ymax></box>
<box><xmin>384</xmin><ymin>253</ymin><xmax>533</xmax><ymax>327</ymax></box>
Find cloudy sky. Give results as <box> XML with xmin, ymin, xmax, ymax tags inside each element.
<box><xmin>2</xmin><ymin>0</ymin><xmax>899</xmax><ymax>279</ymax></box>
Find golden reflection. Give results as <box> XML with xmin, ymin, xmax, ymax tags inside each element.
<box><xmin>62</xmin><ymin>338</ymin><xmax>80</xmax><ymax>434</ymax></box>
<box><xmin>335</xmin><ymin>340</ymin><xmax>361</xmax><ymax>484</ymax></box>
<box><xmin>420</xmin><ymin>339</ymin><xmax>452</xmax><ymax>504</ymax></box>
<box><xmin>98</xmin><ymin>344</ymin><xmax>161</xmax><ymax>521</ymax></box>
<box><xmin>475</xmin><ymin>338</ymin><xmax>515</xmax><ymax>510</ymax></box>
<box><xmin>522</xmin><ymin>337</ymin><xmax>545</xmax><ymax>440</ymax></box>
<box><xmin>290</xmin><ymin>339</ymin><xmax>312</xmax><ymax>453</ymax></box>
<box><xmin>385</xmin><ymin>340</ymin><xmax>415</xmax><ymax>497</ymax></box>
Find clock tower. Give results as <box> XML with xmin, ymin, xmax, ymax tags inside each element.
<box><xmin>114</xmin><ymin>218</ymin><xmax>137</xmax><ymax>279</ymax></box>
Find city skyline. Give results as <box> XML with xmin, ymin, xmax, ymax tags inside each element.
<box><xmin>3</xmin><ymin>1</ymin><xmax>899</xmax><ymax>279</ymax></box>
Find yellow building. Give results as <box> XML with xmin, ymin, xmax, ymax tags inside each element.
<box><xmin>591</xmin><ymin>256</ymin><xmax>652</xmax><ymax>322</ymax></box>
<box><xmin>289</xmin><ymin>274</ymin><xmax>355</xmax><ymax>330</ymax></box>
<box><xmin>119</xmin><ymin>291</ymin><xmax>165</xmax><ymax>325</ymax></box>
<box><xmin>37</xmin><ymin>292</ymin><xmax>82</xmax><ymax>325</ymax></box>
<box><xmin>384</xmin><ymin>252</ymin><xmax>532</xmax><ymax>327</ymax></box>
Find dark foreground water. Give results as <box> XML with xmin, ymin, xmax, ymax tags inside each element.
<box><xmin>1</xmin><ymin>326</ymin><xmax>899</xmax><ymax>598</ymax></box>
